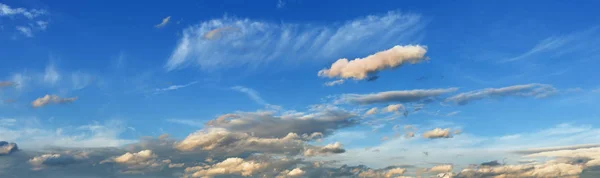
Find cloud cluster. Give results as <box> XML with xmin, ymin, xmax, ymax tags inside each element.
<box><xmin>318</xmin><ymin>45</ymin><xmax>428</xmax><ymax>80</ymax></box>
<box><xmin>445</xmin><ymin>83</ymin><xmax>557</xmax><ymax>105</ymax></box>
<box><xmin>0</xmin><ymin>3</ymin><xmax>49</xmax><ymax>37</ymax></box>
<box><xmin>31</xmin><ymin>94</ymin><xmax>77</xmax><ymax>108</ymax></box>
<box><xmin>339</xmin><ymin>88</ymin><xmax>458</xmax><ymax>105</ymax></box>
<box><xmin>165</xmin><ymin>11</ymin><xmax>423</xmax><ymax>71</ymax></box>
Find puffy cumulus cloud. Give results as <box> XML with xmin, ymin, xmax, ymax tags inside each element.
<box><xmin>365</xmin><ymin>107</ymin><xmax>378</xmax><ymax>116</ymax></box>
<box><xmin>304</xmin><ymin>142</ymin><xmax>346</xmax><ymax>156</ymax></box>
<box><xmin>205</xmin><ymin>106</ymin><xmax>358</xmax><ymax>138</ymax></box>
<box><xmin>283</xmin><ymin>168</ymin><xmax>306</xmax><ymax>177</ymax></box>
<box><xmin>445</xmin><ymin>83</ymin><xmax>558</xmax><ymax>105</ymax></box>
<box><xmin>318</xmin><ymin>45</ymin><xmax>428</xmax><ymax>80</ymax></box>
<box><xmin>384</xmin><ymin>104</ymin><xmax>405</xmax><ymax>113</ymax></box>
<box><xmin>182</xmin><ymin>156</ymin><xmax>302</xmax><ymax>178</ymax></box>
<box><xmin>101</xmin><ymin>150</ymin><xmax>173</xmax><ymax>174</ymax></box>
<box><xmin>28</xmin><ymin>152</ymin><xmax>88</xmax><ymax>170</ymax></box>
<box><xmin>31</xmin><ymin>94</ymin><xmax>77</xmax><ymax>108</ymax></box>
<box><xmin>155</xmin><ymin>16</ymin><xmax>171</xmax><ymax>28</ymax></box>
<box><xmin>0</xmin><ymin>141</ymin><xmax>18</xmax><ymax>155</ymax></box>
<box><xmin>0</xmin><ymin>3</ymin><xmax>48</xmax><ymax>37</ymax></box>
<box><xmin>165</xmin><ymin>11</ymin><xmax>423</xmax><ymax>71</ymax></box>
<box><xmin>428</xmin><ymin>164</ymin><xmax>453</xmax><ymax>173</ymax></box>
<box><xmin>339</xmin><ymin>88</ymin><xmax>458</xmax><ymax>105</ymax></box>
<box><xmin>422</xmin><ymin>128</ymin><xmax>453</xmax><ymax>139</ymax></box>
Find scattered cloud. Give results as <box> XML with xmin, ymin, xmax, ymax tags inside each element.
<box><xmin>231</xmin><ymin>86</ymin><xmax>268</xmax><ymax>105</ymax></box>
<box><xmin>364</xmin><ymin>107</ymin><xmax>378</xmax><ymax>116</ymax></box>
<box><xmin>501</xmin><ymin>26</ymin><xmax>600</xmax><ymax>63</ymax></box>
<box><xmin>324</xmin><ymin>79</ymin><xmax>345</xmax><ymax>86</ymax></box>
<box><xmin>422</xmin><ymin>128</ymin><xmax>453</xmax><ymax>139</ymax></box>
<box><xmin>154</xmin><ymin>81</ymin><xmax>198</xmax><ymax>94</ymax></box>
<box><xmin>165</xmin><ymin>11</ymin><xmax>424</xmax><ymax>71</ymax></box>
<box><xmin>446</xmin><ymin>111</ymin><xmax>460</xmax><ymax>117</ymax></box>
<box><xmin>318</xmin><ymin>45</ymin><xmax>428</xmax><ymax>80</ymax></box>
<box><xmin>338</xmin><ymin>88</ymin><xmax>458</xmax><ymax>105</ymax></box>
<box><xmin>0</xmin><ymin>3</ymin><xmax>49</xmax><ymax>37</ymax></box>
<box><xmin>277</xmin><ymin>0</ymin><xmax>286</xmax><ymax>8</ymax></box>
<box><xmin>43</xmin><ymin>64</ymin><xmax>60</xmax><ymax>86</ymax></box>
<box><xmin>16</xmin><ymin>26</ymin><xmax>33</xmax><ymax>37</ymax></box>
<box><xmin>445</xmin><ymin>83</ymin><xmax>557</xmax><ymax>105</ymax></box>
<box><xmin>0</xmin><ymin>141</ymin><xmax>18</xmax><ymax>155</ymax></box>
<box><xmin>154</xmin><ymin>16</ymin><xmax>171</xmax><ymax>28</ymax></box>
<box><xmin>31</xmin><ymin>94</ymin><xmax>77</xmax><ymax>108</ymax></box>
<box><xmin>384</xmin><ymin>104</ymin><xmax>405</xmax><ymax>113</ymax></box>
<box><xmin>165</xmin><ymin>119</ymin><xmax>203</xmax><ymax>127</ymax></box>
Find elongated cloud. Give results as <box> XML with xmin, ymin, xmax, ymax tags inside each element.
<box><xmin>231</xmin><ymin>86</ymin><xmax>268</xmax><ymax>105</ymax></box>
<box><xmin>318</xmin><ymin>45</ymin><xmax>428</xmax><ymax>80</ymax></box>
<box><xmin>445</xmin><ymin>83</ymin><xmax>557</xmax><ymax>105</ymax></box>
<box><xmin>0</xmin><ymin>81</ymin><xmax>14</xmax><ymax>88</ymax></box>
<box><xmin>154</xmin><ymin>16</ymin><xmax>171</xmax><ymax>28</ymax></box>
<box><xmin>324</xmin><ymin>79</ymin><xmax>345</xmax><ymax>86</ymax></box>
<box><xmin>154</xmin><ymin>81</ymin><xmax>198</xmax><ymax>94</ymax></box>
<box><xmin>384</xmin><ymin>104</ymin><xmax>405</xmax><ymax>113</ymax></box>
<box><xmin>0</xmin><ymin>3</ymin><xmax>46</xmax><ymax>19</ymax></box>
<box><xmin>339</xmin><ymin>88</ymin><xmax>458</xmax><ymax>105</ymax></box>
<box><xmin>205</xmin><ymin>106</ymin><xmax>357</xmax><ymax>138</ymax></box>
<box><xmin>422</xmin><ymin>128</ymin><xmax>453</xmax><ymax>139</ymax></box>
<box><xmin>165</xmin><ymin>11</ymin><xmax>423</xmax><ymax>71</ymax></box>
<box><xmin>31</xmin><ymin>94</ymin><xmax>77</xmax><ymax>108</ymax></box>
<box><xmin>365</xmin><ymin>107</ymin><xmax>378</xmax><ymax>115</ymax></box>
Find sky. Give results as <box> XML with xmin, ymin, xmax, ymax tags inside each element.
<box><xmin>1</xmin><ymin>0</ymin><xmax>600</xmax><ymax>177</ymax></box>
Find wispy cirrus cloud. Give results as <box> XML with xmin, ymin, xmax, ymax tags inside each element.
<box><xmin>501</xmin><ymin>26</ymin><xmax>600</xmax><ymax>63</ymax></box>
<box><xmin>153</xmin><ymin>81</ymin><xmax>198</xmax><ymax>94</ymax></box>
<box><xmin>444</xmin><ymin>83</ymin><xmax>557</xmax><ymax>105</ymax></box>
<box><xmin>165</xmin><ymin>11</ymin><xmax>424</xmax><ymax>72</ymax></box>
<box><xmin>154</xmin><ymin>16</ymin><xmax>171</xmax><ymax>28</ymax></box>
<box><xmin>231</xmin><ymin>86</ymin><xmax>268</xmax><ymax>105</ymax></box>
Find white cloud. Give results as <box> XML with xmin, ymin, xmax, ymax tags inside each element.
<box><xmin>231</xmin><ymin>86</ymin><xmax>268</xmax><ymax>105</ymax></box>
<box><xmin>384</xmin><ymin>104</ymin><xmax>405</xmax><ymax>113</ymax></box>
<box><xmin>71</xmin><ymin>71</ymin><xmax>94</xmax><ymax>90</ymax></box>
<box><xmin>166</xmin><ymin>119</ymin><xmax>204</xmax><ymax>127</ymax></box>
<box><xmin>502</xmin><ymin>26</ymin><xmax>600</xmax><ymax>63</ymax></box>
<box><xmin>0</xmin><ymin>3</ymin><xmax>45</xmax><ymax>19</ymax></box>
<box><xmin>324</xmin><ymin>79</ymin><xmax>345</xmax><ymax>87</ymax></box>
<box><xmin>445</xmin><ymin>83</ymin><xmax>557</xmax><ymax>105</ymax></box>
<box><xmin>0</xmin><ymin>119</ymin><xmax>134</xmax><ymax>149</ymax></box>
<box><xmin>43</xmin><ymin>64</ymin><xmax>60</xmax><ymax>85</ymax></box>
<box><xmin>318</xmin><ymin>45</ymin><xmax>428</xmax><ymax>80</ymax></box>
<box><xmin>422</xmin><ymin>128</ymin><xmax>453</xmax><ymax>139</ymax></box>
<box><xmin>1</xmin><ymin>3</ymin><xmax>48</xmax><ymax>37</ymax></box>
<box><xmin>154</xmin><ymin>81</ymin><xmax>198</xmax><ymax>94</ymax></box>
<box><xmin>16</xmin><ymin>26</ymin><xmax>33</xmax><ymax>37</ymax></box>
<box><xmin>165</xmin><ymin>11</ymin><xmax>423</xmax><ymax>71</ymax></box>
<box><xmin>154</xmin><ymin>16</ymin><xmax>171</xmax><ymax>28</ymax></box>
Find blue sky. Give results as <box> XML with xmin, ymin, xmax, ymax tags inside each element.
<box><xmin>1</xmin><ymin>0</ymin><xmax>600</xmax><ymax>177</ymax></box>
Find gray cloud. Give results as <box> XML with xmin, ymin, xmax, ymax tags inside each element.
<box><xmin>0</xmin><ymin>141</ymin><xmax>18</xmax><ymax>155</ymax></box>
<box><xmin>0</xmin><ymin>81</ymin><xmax>15</xmax><ymax>88</ymax></box>
<box><xmin>205</xmin><ymin>106</ymin><xmax>358</xmax><ymax>138</ymax></box>
<box><xmin>445</xmin><ymin>83</ymin><xmax>557</xmax><ymax>105</ymax></box>
<box><xmin>339</xmin><ymin>88</ymin><xmax>458</xmax><ymax>105</ymax></box>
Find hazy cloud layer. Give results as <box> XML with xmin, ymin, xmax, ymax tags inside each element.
<box><xmin>445</xmin><ymin>83</ymin><xmax>558</xmax><ymax>105</ymax></box>
<box><xmin>165</xmin><ymin>11</ymin><xmax>424</xmax><ymax>71</ymax></box>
